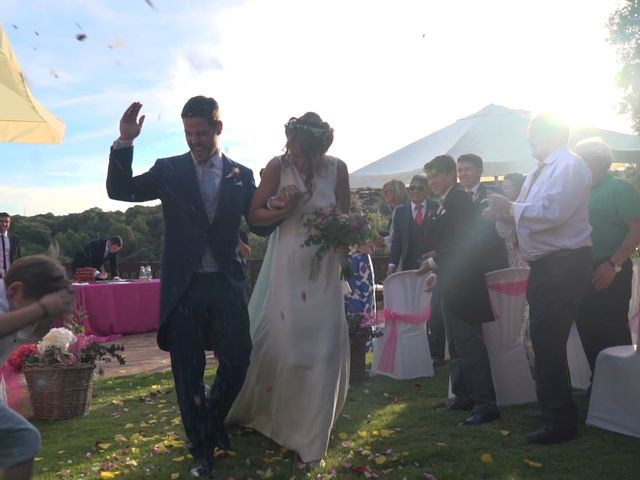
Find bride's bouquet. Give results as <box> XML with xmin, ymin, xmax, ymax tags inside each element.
<box><xmin>301</xmin><ymin>206</ymin><xmax>376</xmax><ymax>280</ymax></box>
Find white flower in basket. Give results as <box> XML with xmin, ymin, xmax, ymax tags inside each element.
<box><xmin>37</xmin><ymin>327</ymin><xmax>76</xmax><ymax>355</ymax></box>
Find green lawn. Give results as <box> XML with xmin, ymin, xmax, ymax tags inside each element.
<box><xmin>32</xmin><ymin>364</ymin><xmax>638</xmax><ymax>480</ymax></box>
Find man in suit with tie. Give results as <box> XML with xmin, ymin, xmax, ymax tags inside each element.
<box><xmin>107</xmin><ymin>97</ymin><xmax>276</xmax><ymax>478</ymax></box>
<box><xmin>71</xmin><ymin>237</ymin><xmax>123</xmax><ymax>280</ymax></box>
<box><xmin>387</xmin><ymin>176</ymin><xmax>445</xmax><ymax>365</ymax></box>
<box><xmin>417</xmin><ymin>155</ymin><xmax>500</xmax><ymax>426</ymax></box>
<box><xmin>387</xmin><ymin>175</ymin><xmax>438</xmax><ymax>274</ymax></box>
<box><xmin>0</xmin><ymin>212</ymin><xmax>21</xmax><ymax>279</ymax></box>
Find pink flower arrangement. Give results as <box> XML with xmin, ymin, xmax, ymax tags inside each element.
<box><xmin>6</xmin><ymin>328</ymin><xmax>125</xmax><ymax>373</ymax></box>
<box><xmin>7</xmin><ymin>344</ymin><xmax>39</xmax><ymax>373</ymax></box>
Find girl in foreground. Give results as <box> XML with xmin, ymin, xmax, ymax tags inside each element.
<box><xmin>0</xmin><ymin>255</ymin><xmax>74</xmax><ymax>480</ymax></box>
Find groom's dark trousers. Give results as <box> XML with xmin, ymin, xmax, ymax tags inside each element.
<box><xmin>167</xmin><ymin>273</ymin><xmax>251</xmax><ymax>458</ymax></box>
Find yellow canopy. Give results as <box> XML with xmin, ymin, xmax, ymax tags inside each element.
<box><xmin>0</xmin><ymin>25</ymin><xmax>64</xmax><ymax>144</ymax></box>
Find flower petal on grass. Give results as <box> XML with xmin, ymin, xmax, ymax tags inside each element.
<box><xmin>523</xmin><ymin>458</ymin><xmax>542</xmax><ymax>468</ymax></box>
<box><xmin>100</xmin><ymin>472</ymin><xmax>119</xmax><ymax>479</ymax></box>
<box><xmin>338</xmin><ymin>432</ymin><xmax>349</xmax><ymax>440</ymax></box>
<box><xmin>480</xmin><ymin>453</ymin><xmax>493</xmax><ymax>463</ymax></box>
<box><xmin>499</xmin><ymin>430</ymin><xmax>510</xmax><ymax>437</ymax></box>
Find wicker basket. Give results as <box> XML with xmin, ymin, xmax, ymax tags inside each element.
<box><xmin>23</xmin><ymin>363</ymin><xmax>95</xmax><ymax>421</ymax></box>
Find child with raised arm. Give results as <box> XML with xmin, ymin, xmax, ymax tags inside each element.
<box><xmin>0</xmin><ymin>255</ymin><xmax>74</xmax><ymax>480</ymax></box>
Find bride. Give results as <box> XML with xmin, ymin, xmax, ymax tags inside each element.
<box><xmin>227</xmin><ymin>112</ymin><xmax>350</xmax><ymax>464</ymax></box>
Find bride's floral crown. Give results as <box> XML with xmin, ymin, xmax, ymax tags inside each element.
<box><xmin>284</xmin><ymin>117</ymin><xmax>327</xmax><ymax>138</ymax></box>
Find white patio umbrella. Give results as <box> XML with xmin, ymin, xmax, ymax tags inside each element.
<box><xmin>0</xmin><ymin>24</ymin><xmax>65</xmax><ymax>144</ymax></box>
<box><xmin>350</xmin><ymin>104</ymin><xmax>640</xmax><ymax>189</ymax></box>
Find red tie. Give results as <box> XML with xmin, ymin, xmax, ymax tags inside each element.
<box><xmin>415</xmin><ymin>204</ymin><xmax>423</xmax><ymax>226</ymax></box>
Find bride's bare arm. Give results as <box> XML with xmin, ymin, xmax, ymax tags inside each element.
<box><xmin>249</xmin><ymin>157</ymin><xmax>301</xmax><ymax>226</ymax></box>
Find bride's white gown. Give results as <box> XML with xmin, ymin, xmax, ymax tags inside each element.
<box><xmin>227</xmin><ymin>155</ymin><xmax>350</xmax><ymax>463</ymax></box>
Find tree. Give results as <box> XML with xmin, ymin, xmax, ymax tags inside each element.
<box><xmin>609</xmin><ymin>0</ymin><xmax>640</xmax><ymax>134</ymax></box>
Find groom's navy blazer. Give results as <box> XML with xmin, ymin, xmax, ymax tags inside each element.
<box><xmin>107</xmin><ymin>146</ymin><xmax>271</xmax><ymax>350</ymax></box>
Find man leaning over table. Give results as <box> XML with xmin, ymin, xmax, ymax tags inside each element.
<box><xmin>71</xmin><ymin>236</ymin><xmax>123</xmax><ymax>280</ymax></box>
<box><xmin>574</xmin><ymin>138</ymin><xmax>640</xmax><ymax>373</ymax></box>
<box><xmin>484</xmin><ymin>113</ymin><xmax>592</xmax><ymax>444</ymax></box>
<box><xmin>106</xmin><ymin>97</ymin><xmax>277</xmax><ymax>478</ymax></box>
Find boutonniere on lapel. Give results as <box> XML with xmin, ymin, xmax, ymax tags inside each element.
<box><xmin>225</xmin><ymin>166</ymin><xmax>241</xmax><ymax>181</ymax></box>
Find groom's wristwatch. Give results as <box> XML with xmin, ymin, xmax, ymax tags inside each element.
<box><xmin>607</xmin><ymin>259</ymin><xmax>622</xmax><ymax>273</ymax></box>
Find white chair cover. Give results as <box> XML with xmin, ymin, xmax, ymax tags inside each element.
<box><xmin>566</xmin><ymin>323</ymin><xmax>592</xmax><ymax>390</ymax></box>
<box><xmin>482</xmin><ymin>267</ymin><xmax>537</xmax><ymax>406</ymax></box>
<box><xmin>0</xmin><ymin>374</ymin><xmax>7</xmax><ymax>406</ymax></box>
<box><xmin>586</xmin><ymin>345</ymin><xmax>640</xmax><ymax>438</ymax></box>
<box><xmin>628</xmin><ymin>258</ymin><xmax>640</xmax><ymax>345</ymax></box>
<box><xmin>372</xmin><ymin>270</ymin><xmax>434</xmax><ymax>379</ymax></box>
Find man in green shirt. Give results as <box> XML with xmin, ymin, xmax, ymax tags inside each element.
<box><xmin>575</xmin><ymin>138</ymin><xmax>640</xmax><ymax>372</ymax></box>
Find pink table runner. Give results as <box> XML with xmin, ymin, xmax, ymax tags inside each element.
<box><xmin>74</xmin><ymin>280</ymin><xmax>160</xmax><ymax>336</ymax></box>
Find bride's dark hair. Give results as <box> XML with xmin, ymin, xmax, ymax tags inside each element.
<box><xmin>283</xmin><ymin>112</ymin><xmax>334</xmax><ymax>201</ymax></box>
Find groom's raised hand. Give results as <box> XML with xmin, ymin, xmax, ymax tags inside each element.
<box><xmin>119</xmin><ymin>102</ymin><xmax>146</xmax><ymax>141</ymax></box>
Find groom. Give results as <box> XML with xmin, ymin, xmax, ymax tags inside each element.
<box><xmin>107</xmin><ymin>97</ymin><xmax>275</xmax><ymax>477</ymax></box>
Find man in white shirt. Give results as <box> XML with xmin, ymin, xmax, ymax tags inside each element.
<box><xmin>484</xmin><ymin>113</ymin><xmax>593</xmax><ymax>444</ymax></box>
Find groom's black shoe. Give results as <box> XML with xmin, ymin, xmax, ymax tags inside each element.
<box><xmin>190</xmin><ymin>455</ymin><xmax>212</xmax><ymax>478</ymax></box>
<box><xmin>445</xmin><ymin>401</ymin><xmax>473</xmax><ymax>412</ymax></box>
<box><xmin>458</xmin><ymin>411</ymin><xmax>500</xmax><ymax>426</ymax></box>
<box><xmin>212</xmin><ymin>430</ymin><xmax>231</xmax><ymax>451</ymax></box>
<box><xmin>526</xmin><ymin>425</ymin><xmax>577</xmax><ymax>444</ymax></box>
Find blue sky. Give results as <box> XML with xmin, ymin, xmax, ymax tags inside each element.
<box><xmin>1</xmin><ymin>0</ymin><xmax>633</xmax><ymax>215</ymax></box>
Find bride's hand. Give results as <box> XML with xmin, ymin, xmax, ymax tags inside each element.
<box><xmin>277</xmin><ymin>185</ymin><xmax>303</xmax><ymax>214</ymax></box>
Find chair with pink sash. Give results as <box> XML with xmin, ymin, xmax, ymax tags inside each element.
<box><xmin>372</xmin><ymin>271</ymin><xmax>434</xmax><ymax>379</ymax></box>
<box><xmin>482</xmin><ymin>267</ymin><xmax>537</xmax><ymax>406</ymax></box>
